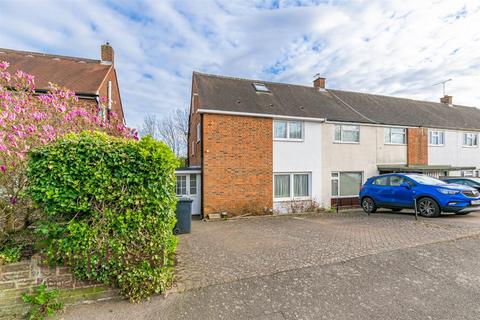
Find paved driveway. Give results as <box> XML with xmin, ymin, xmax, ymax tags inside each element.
<box><xmin>64</xmin><ymin>210</ymin><xmax>480</xmax><ymax>319</ymax></box>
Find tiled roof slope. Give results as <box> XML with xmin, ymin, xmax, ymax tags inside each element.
<box><xmin>194</xmin><ymin>72</ymin><xmax>480</xmax><ymax>131</ymax></box>
<box><xmin>0</xmin><ymin>48</ymin><xmax>111</xmax><ymax>94</ymax></box>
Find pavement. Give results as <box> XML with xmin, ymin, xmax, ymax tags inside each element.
<box><xmin>63</xmin><ymin>210</ymin><xmax>480</xmax><ymax>320</ymax></box>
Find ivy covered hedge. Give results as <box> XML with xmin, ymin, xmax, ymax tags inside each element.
<box><xmin>27</xmin><ymin>131</ymin><xmax>178</xmax><ymax>302</ymax></box>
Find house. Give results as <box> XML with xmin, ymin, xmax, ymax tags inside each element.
<box><xmin>184</xmin><ymin>72</ymin><xmax>480</xmax><ymax>217</ymax></box>
<box><xmin>0</xmin><ymin>43</ymin><xmax>124</xmax><ymax>122</ymax></box>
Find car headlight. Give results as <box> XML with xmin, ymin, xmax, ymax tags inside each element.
<box><xmin>437</xmin><ymin>188</ymin><xmax>460</xmax><ymax>195</ymax></box>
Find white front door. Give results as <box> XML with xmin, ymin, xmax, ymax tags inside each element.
<box><xmin>176</xmin><ymin>173</ymin><xmax>201</xmax><ymax>216</ymax></box>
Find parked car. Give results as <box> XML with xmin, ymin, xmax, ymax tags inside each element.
<box><xmin>359</xmin><ymin>173</ymin><xmax>480</xmax><ymax>217</ymax></box>
<box><xmin>442</xmin><ymin>177</ymin><xmax>480</xmax><ymax>192</ymax></box>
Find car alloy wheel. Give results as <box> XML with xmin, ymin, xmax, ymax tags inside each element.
<box><xmin>362</xmin><ymin>197</ymin><xmax>376</xmax><ymax>213</ymax></box>
<box><xmin>417</xmin><ymin>198</ymin><xmax>440</xmax><ymax>218</ymax></box>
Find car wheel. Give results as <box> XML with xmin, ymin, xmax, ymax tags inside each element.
<box><xmin>391</xmin><ymin>208</ymin><xmax>402</xmax><ymax>212</ymax></box>
<box><xmin>455</xmin><ymin>211</ymin><xmax>471</xmax><ymax>215</ymax></box>
<box><xmin>361</xmin><ymin>197</ymin><xmax>377</xmax><ymax>214</ymax></box>
<box><xmin>417</xmin><ymin>197</ymin><xmax>440</xmax><ymax>218</ymax></box>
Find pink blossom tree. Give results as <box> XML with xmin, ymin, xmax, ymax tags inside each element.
<box><xmin>0</xmin><ymin>61</ymin><xmax>137</xmax><ymax>234</ymax></box>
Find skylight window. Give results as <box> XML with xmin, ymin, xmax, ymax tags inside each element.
<box><xmin>253</xmin><ymin>82</ymin><xmax>270</xmax><ymax>93</ymax></box>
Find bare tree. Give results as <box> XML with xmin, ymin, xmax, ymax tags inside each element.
<box><xmin>140</xmin><ymin>114</ymin><xmax>159</xmax><ymax>138</ymax></box>
<box><xmin>140</xmin><ymin>108</ymin><xmax>189</xmax><ymax>158</ymax></box>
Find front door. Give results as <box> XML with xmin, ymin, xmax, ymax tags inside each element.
<box><xmin>175</xmin><ymin>173</ymin><xmax>201</xmax><ymax>216</ymax></box>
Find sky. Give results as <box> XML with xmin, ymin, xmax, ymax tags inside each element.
<box><xmin>1</xmin><ymin>0</ymin><xmax>480</xmax><ymax>129</ymax></box>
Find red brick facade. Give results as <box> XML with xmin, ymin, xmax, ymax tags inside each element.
<box><xmin>407</xmin><ymin>128</ymin><xmax>428</xmax><ymax>165</ymax></box>
<box><xmin>199</xmin><ymin>114</ymin><xmax>273</xmax><ymax>216</ymax></box>
<box><xmin>188</xmin><ymin>80</ymin><xmax>202</xmax><ymax>166</ymax></box>
<box><xmin>98</xmin><ymin>68</ymin><xmax>124</xmax><ymax>122</ymax></box>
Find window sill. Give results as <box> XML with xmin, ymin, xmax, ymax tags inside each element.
<box><xmin>332</xmin><ymin>195</ymin><xmax>360</xmax><ymax>199</ymax></box>
<box><xmin>333</xmin><ymin>141</ymin><xmax>360</xmax><ymax>144</ymax></box>
<box><xmin>462</xmin><ymin>145</ymin><xmax>479</xmax><ymax>148</ymax></box>
<box><xmin>274</xmin><ymin>197</ymin><xmax>312</xmax><ymax>202</ymax></box>
<box><xmin>274</xmin><ymin>138</ymin><xmax>304</xmax><ymax>142</ymax></box>
<box><xmin>384</xmin><ymin>143</ymin><xmax>406</xmax><ymax>146</ymax></box>
<box><xmin>428</xmin><ymin>144</ymin><xmax>444</xmax><ymax>147</ymax></box>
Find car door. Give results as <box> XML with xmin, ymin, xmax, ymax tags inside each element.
<box><xmin>369</xmin><ymin>176</ymin><xmax>391</xmax><ymax>205</ymax></box>
<box><xmin>389</xmin><ymin>175</ymin><xmax>415</xmax><ymax>208</ymax></box>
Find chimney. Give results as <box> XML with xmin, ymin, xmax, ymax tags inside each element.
<box><xmin>101</xmin><ymin>42</ymin><xmax>114</xmax><ymax>65</ymax></box>
<box><xmin>440</xmin><ymin>95</ymin><xmax>453</xmax><ymax>106</ymax></box>
<box><xmin>313</xmin><ymin>75</ymin><xmax>326</xmax><ymax>90</ymax></box>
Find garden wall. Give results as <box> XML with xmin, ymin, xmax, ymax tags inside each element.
<box><xmin>0</xmin><ymin>255</ymin><xmax>119</xmax><ymax>319</ymax></box>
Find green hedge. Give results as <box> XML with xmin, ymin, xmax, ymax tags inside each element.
<box><xmin>27</xmin><ymin>131</ymin><xmax>178</xmax><ymax>301</ymax></box>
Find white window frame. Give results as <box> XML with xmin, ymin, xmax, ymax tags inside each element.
<box><xmin>273</xmin><ymin>120</ymin><xmax>304</xmax><ymax>141</ymax></box>
<box><xmin>176</xmin><ymin>174</ymin><xmax>198</xmax><ymax>197</ymax></box>
<box><xmin>273</xmin><ymin>172</ymin><xmax>311</xmax><ymax>201</ymax></box>
<box><xmin>333</xmin><ymin>125</ymin><xmax>360</xmax><ymax>144</ymax></box>
<box><xmin>331</xmin><ymin>171</ymin><xmax>363</xmax><ymax>198</ymax></box>
<box><xmin>428</xmin><ymin>130</ymin><xmax>445</xmax><ymax>146</ymax></box>
<box><xmin>176</xmin><ymin>175</ymin><xmax>187</xmax><ymax>196</ymax></box>
<box><xmin>196</xmin><ymin>123</ymin><xmax>201</xmax><ymax>143</ymax></box>
<box><xmin>462</xmin><ymin>132</ymin><xmax>478</xmax><ymax>147</ymax></box>
<box><xmin>384</xmin><ymin>127</ymin><xmax>406</xmax><ymax>145</ymax></box>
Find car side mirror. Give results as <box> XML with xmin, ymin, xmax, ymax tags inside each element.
<box><xmin>400</xmin><ymin>182</ymin><xmax>411</xmax><ymax>189</ymax></box>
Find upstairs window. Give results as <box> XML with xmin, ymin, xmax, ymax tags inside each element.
<box><xmin>384</xmin><ymin>128</ymin><xmax>406</xmax><ymax>144</ymax></box>
<box><xmin>334</xmin><ymin>125</ymin><xmax>360</xmax><ymax>143</ymax></box>
<box><xmin>274</xmin><ymin>120</ymin><xmax>303</xmax><ymax>141</ymax></box>
<box><xmin>196</xmin><ymin>123</ymin><xmax>201</xmax><ymax>142</ymax></box>
<box><xmin>429</xmin><ymin>130</ymin><xmax>444</xmax><ymax>146</ymax></box>
<box><xmin>253</xmin><ymin>82</ymin><xmax>270</xmax><ymax>93</ymax></box>
<box><xmin>463</xmin><ymin>133</ymin><xmax>478</xmax><ymax>147</ymax></box>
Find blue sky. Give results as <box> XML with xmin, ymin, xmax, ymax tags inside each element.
<box><xmin>1</xmin><ymin>0</ymin><xmax>480</xmax><ymax>129</ymax></box>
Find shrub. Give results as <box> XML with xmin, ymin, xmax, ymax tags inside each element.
<box><xmin>0</xmin><ymin>244</ymin><xmax>22</xmax><ymax>265</ymax></box>
<box><xmin>22</xmin><ymin>283</ymin><xmax>64</xmax><ymax>320</ymax></box>
<box><xmin>27</xmin><ymin>131</ymin><xmax>178</xmax><ymax>301</ymax></box>
<box><xmin>0</xmin><ymin>61</ymin><xmax>137</xmax><ymax>236</ymax></box>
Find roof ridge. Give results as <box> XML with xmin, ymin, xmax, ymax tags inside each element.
<box><xmin>329</xmin><ymin>88</ymin><xmax>475</xmax><ymax>110</ymax></box>
<box><xmin>0</xmin><ymin>48</ymin><xmax>101</xmax><ymax>64</ymax></box>
<box><xmin>193</xmin><ymin>71</ymin><xmax>314</xmax><ymax>89</ymax></box>
<box><xmin>193</xmin><ymin>71</ymin><xmax>477</xmax><ymax>109</ymax></box>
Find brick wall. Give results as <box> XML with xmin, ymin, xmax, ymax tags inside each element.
<box><xmin>0</xmin><ymin>255</ymin><xmax>118</xmax><ymax>319</ymax></box>
<box><xmin>98</xmin><ymin>68</ymin><xmax>124</xmax><ymax>122</ymax></box>
<box><xmin>188</xmin><ymin>80</ymin><xmax>202</xmax><ymax>167</ymax></box>
<box><xmin>202</xmin><ymin>114</ymin><xmax>273</xmax><ymax>216</ymax></box>
<box><xmin>407</xmin><ymin>128</ymin><xmax>428</xmax><ymax>165</ymax></box>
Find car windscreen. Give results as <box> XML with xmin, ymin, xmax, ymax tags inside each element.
<box><xmin>467</xmin><ymin>178</ymin><xmax>480</xmax><ymax>185</ymax></box>
<box><xmin>408</xmin><ymin>175</ymin><xmax>446</xmax><ymax>185</ymax></box>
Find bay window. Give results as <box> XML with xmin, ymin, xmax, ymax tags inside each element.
<box><xmin>331</xmin><ymin>172</ymin><xmax>363</xmax><ymax>197</ymax></box>
<box><xmin>274</xmin><ymin>173</ymin><xmax>311</xmax><ymax>199</ymax></box>
<box><xmin>334</xmin><ymin>125</ymin><xmax>360</xmax><ymax>143</ymax></box>
<box><xmin>384</xmin><ymin>128</ymin><xmax>406</xmax><ymax>144</ymax></box>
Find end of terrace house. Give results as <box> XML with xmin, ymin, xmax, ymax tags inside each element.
<box><xmin>177</xmin><ymin>72</ymin><xmax>480</xmax><ymax>218</ymax></box>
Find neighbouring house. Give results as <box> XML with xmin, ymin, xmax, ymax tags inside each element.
<box><xmin>183</xmin><ymin>72</ymin><xmax>480</xmax><ymax>217</ymax></box>
<box><xmin>0</xmin><ymin>43</ymin><xmax>124</xmax><ymax>122</ymax></box>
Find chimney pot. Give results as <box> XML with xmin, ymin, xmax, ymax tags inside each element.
<box><xmin>313</xmin><ymin>75</ymin><xmax>326</xmax><ymax>90</ymax></box>
<box><xmin>101</xmin><ymin>42</ymin><xmax>114</xmax><ymax>65</ymax></box>
<box><xmin>440</xmin><ymin>95</ymin><xmax>453</xmax><ymax>106</ymax></box>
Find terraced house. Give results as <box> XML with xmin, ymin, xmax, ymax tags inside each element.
<box><xmin>182</xmin><ymin>72</ymin><xmax>480</xmax><ymax>217</ymax></box>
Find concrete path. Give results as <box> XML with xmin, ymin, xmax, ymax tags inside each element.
<box><xmin>63</xmin><ymin>211</ymin><xmax>480</xmax><ymax>319</ymax></box>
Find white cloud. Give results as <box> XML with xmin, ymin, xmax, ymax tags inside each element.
<box><xmin>1</xmin><ymin>0</ymin><xmax>480</xmax><ymax>128</ymax></box>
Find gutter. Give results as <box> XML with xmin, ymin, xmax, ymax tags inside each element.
<box><xmin>197</xmin><ymin>108</ymin><xmax>326</xmax><ymax>122</ymax></box>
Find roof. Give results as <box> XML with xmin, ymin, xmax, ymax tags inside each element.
<box><xmin>377</xmin><ymin>164</ymin><xmax>476</xmax><ymax>172</ymax></box>
<box><xmin>193</xmin><ymin>72</ymin><xmax>480</xmax><ymax>131</ymax></box>
<box><xmin>0</xmin><ymin>48</ymin><xmax>111</xmax><ymax>94</ymax></box>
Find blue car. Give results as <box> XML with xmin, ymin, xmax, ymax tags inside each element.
<box><xmin>359</xmin><ymin>173</ymin><xmax>480</xmax><ymax>217</ymax></box>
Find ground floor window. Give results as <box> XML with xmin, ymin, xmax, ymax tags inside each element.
<box><xmin>176</xmin><ymin>174</ymin><xmax>198</xmax><ymax>196</ymax></box>
<box><xmin>274</xmin><ymin>172</ymin><xmax>311</xmax><ymax>200</ymax></box>
<box><xmin>331</xmin><ymin>172</ymin><xmax>363</xmax><ymax>197</ymax></box>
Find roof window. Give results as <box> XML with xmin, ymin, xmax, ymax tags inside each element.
<box><xmin>253</xmin><ymin>82</ymin><xmax>270</xmax><ymax>93</ymax></box>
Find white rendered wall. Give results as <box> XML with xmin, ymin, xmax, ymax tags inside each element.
<box><xmin>273</xmin><ymin>121</ymin><xmax>323</xmax><ymax>212</ymax></box>
<box><xmin>428</xmin><ymin>130</ymin><xmax>480</xmax><ymax>168</ymax></box>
